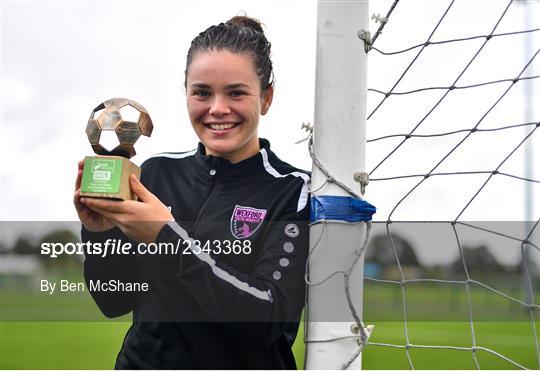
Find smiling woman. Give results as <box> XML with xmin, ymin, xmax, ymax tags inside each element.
<box><xmin>185</xmin><ymin>16</ymin><xmax>274</xmax><ymax>164</ymax></box>
<box><xmin>74</xmin><ymin>15</ymin><xmax>311</xmax><ymax>370</ymax></box>
<box><xmin>186</xmin><ymin>49</ymin><xmax>273</xmax><ymax>163</ymax></box>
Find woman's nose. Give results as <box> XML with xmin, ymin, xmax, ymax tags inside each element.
<box><xmin>209</xmin><ymin>95</ymin><xmax>231</xmax><ymax>116</ymax></box>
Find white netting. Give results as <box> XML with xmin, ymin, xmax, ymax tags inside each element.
<box><xmin>304</xmin><ymin>0</ymin><xmax>539</xmax><ymax>369</ymax></box>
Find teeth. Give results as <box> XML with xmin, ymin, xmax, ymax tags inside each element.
<box><xmin>209</xmin><ymin>123</ymin><xmax>235</xmax><ymax>130</ymax></box>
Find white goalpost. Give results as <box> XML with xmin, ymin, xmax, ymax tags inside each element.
<box><xmin>305</xmin><ymin>0</ymin><xmax>373</xmax><ymax>369</ymax></box>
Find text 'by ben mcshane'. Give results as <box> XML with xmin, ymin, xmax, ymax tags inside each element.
<box><xmin>40</xmin><ymin>279</ymin><xmax>149</xmax><ymax>294</ymax></box>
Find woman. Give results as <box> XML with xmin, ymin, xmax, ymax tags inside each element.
<box><xmin>74</xmin><ymin>16</ymin><xmax>310</xmax><ymax>369</ymax></box>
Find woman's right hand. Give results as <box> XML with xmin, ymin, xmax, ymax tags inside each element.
<box><xmin>74</xmin><ymin>159</ymin><xmax>115</xmax><ymax>232</ymax></box>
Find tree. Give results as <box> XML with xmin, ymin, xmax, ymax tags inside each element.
<box><xmin>12</xmin><ymin>236</ymin><xmax>38</xmax><ymax>255</ymax></box>
<box><xmin>39</xmin><ymin>229</ymin><xmax>81</xmax><ymax>269</ymax></box>
<box><xmin>450</xmin><ymin>245</ymin><xmax>510</xmax><ymax>275</ymax></box>
<box><xmin>366</xmin><ymin>233</ymin><xmax>420</xmax><ymax>267</ymax></box>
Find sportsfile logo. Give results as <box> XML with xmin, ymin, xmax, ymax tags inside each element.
<box><xmin>40</xmin><ymin>238</ymin><xmax>252</xmax><ymax>258</ymax></box>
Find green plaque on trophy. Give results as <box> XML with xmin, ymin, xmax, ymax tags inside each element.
<box><xmin>80</xmin><ymin>98</ymin><xmax>153</xmax><ymax>201</ymax></box>
<box><xmin>81</xmin><ymin>158</ymin><xmax>122</xmax><ymax>194</ymax></box>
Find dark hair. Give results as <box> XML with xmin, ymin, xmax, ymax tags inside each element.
<box><xmin>185</xmin><ymin>16</ymin><xmax>274</xmax><ymax>90</ymax></box>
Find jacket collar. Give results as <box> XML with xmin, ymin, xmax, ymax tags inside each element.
<box><xmin>194</xmin><ymin>138</ymin><xmax>271</xmax><ymax>179</ymax></box>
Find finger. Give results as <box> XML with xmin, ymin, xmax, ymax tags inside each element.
<box><xmin>130</xmin><ymin>175</ymin><xmax>159</xmax><ymax>203</ymax></box>
<box><xmin>81</xmin><ymin>201</ymin><xmax>123</xmax><ymax>221</ymax></box>
<box><xmin>81</xmin><ymin>197</ymin><xmax>127</xmax><ymax>214</ymax></box>
<box><xmin>73</xmin><ymin>188</ymin><xmax>84</xmax><ymax>213</ymax></box>
<box><xmin>75</xmin><ymin>168</ymin><xmax>83</xmax><ymax>191</ymax></box>
<box><xmin>75</xmin><ymin>158</ymin><xmax>85</xmax><ymax>191</ymax></box>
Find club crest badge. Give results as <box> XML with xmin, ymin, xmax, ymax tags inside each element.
<box><xmin>230</xmin><ymin>205</ymin><xmax>267</xmax><ymax>239</ymax></box>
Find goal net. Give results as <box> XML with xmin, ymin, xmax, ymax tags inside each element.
<box><xmin>305</xmin><ymin>0</ymin><xmax>539</xmax><ymax>369</ymax></box>
<box><xmin>364</xmin><ymin>0</ymin><xmax>538</xmax><ymax>368</ymax></box>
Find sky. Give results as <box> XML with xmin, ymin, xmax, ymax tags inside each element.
<box><xmin>1</xmin><ymin>0</ymin><xmax>539</xmax><ymax>265</ymax></box>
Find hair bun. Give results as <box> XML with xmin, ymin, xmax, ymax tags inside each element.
<box><xmin>226</xmin><ymin>15</ymin><xmax>264</xmax><ymax>34</ymax></box>
<box><xmin>186</xmin><ymin>15</ymin><xmax>274</xmax><ymax>89</ymax></box>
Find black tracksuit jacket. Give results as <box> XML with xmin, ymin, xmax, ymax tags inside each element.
<box><xmin>82</xmin><ymin>139</ymin><xmax>310</xmax><ymax>369</ymax></box>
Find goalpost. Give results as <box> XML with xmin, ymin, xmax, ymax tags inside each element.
<box><xmin>305</xmin><ymin>0</ymin><xmax>374</xmax><ymax>369</ymax></box>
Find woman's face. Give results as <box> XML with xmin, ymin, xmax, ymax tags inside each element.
<box><xmin>186</xmin><ymin>49</ymin><xmax>273</xmax><ymax>163</ymax></box>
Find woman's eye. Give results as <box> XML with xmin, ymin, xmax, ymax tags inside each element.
<box><xmin>230</xmin><ymin>90</ymin><xmax>246</xmax><ymax>97</ymax></box>
<box><xmin>193</xmin><ymin>90</ymin><xmax>210</xmax><ymax>97</ymax></box>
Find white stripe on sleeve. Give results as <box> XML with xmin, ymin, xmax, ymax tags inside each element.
<box><xmin>167</xmin><ymin>221</ymin><xmax>273</xmax><ymax>303</ymax></box>
<box><xmin>146</xmin><ymin>149</ymin><xmax>197</xmax><ymax>160</ymax></box>
<box><xmin>260</xmin><ymin>149</ymin><xmax>310</xmax><ymax>213</ymax></box>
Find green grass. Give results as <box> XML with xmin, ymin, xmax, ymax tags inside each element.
<box><xmin>0</xmin><ymin>322</ymin><xmax>131</xmax><ymax>369</ymax></box>
<box><xmin>362</xmin><ymin>322</ymin><xmax>539</xmax><ymax>369</ymax></box>
<box><xmin>1</xmin><ymin>281</ymin><xmax>538</xmax><ymax>369</ymax></box>
<box><xmin>294</xmin><ymin>321</ymin><xmax>539</xmax><ymax>369</ymax></box>
<box><xmin>2</xmin><ymin>281</ymin><xmax>534</xmax><ymax>322</ymax></box>
<box><xmin>362</xmin><ymin>282</ymin><xmax>535</xmax><ymax>322</ymax></box>
<box><xmin>2</xmin><ymin>321</ymin><xmax>536</xmax><ymax>369</ymax></box>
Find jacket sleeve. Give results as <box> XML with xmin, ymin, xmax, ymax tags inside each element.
<box><xmin>82</xmin><ymin>226</ymin><xmax>140</xmax><ymax>318</ymax></box>
<box><xmin>154</xmin><ymin>182</ymin><xmax>309</xmax><ymax>347</ymax></box>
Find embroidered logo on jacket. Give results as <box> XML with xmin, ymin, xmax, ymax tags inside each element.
<box><xmin>284</xmin><ymin>223</ymin><xmax>299</xmax><ymax>238</ymax></box>
<box><xmin>230</xmin><ymin>205</ymin><xmax>267</xmax><ymax>239</ymax></box>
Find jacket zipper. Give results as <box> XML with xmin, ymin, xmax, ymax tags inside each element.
<box><xmin>190</xmin><ymin>174</ymin><xmax>220</xmax><ymax>235</ymax></box>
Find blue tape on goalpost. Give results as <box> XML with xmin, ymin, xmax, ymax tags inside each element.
<box><xmin>310</xmin><ymin>195</ymin><xmax>376</xmax><ymax>223</ymax></box>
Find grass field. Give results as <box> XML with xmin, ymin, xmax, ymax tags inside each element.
<box><xmin>1</xmin><ymin>280</ymin><xmax>538</xmax><ymax>369</ymax></box>
<box><xmin>295</xmin><ymin>321</ymin><xmax>539</xmax><ymax>369</ymax></box>
<box><xmin>1</xmin><ymin>321</ymin><xmax>537</xmax><ymax>369</ymax></box>
<box><xmin>2</xmin><ymin>280</ymin><xmax>533</xmax><ymax>322</ymax></box>
<box><xmin>0</xmin><ymin>322</ymin><xmax>130</xmax><ymax>369</ymax></box>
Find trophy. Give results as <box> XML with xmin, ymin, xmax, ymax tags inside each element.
<box><xmin>80</xmin><ymin>98</ymin><xmax>153</xmax><ymax>201</ymax></box>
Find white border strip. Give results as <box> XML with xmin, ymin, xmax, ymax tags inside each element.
<box><xmin>146</xmin><ymin>149</ymin><xmax>197</xmax><ymax>160</ymax></box>
<box><xmin>167</xmin><ymin>221</ymin><xmax>273</xmax><ymax>303</ymax></box>
<box><xmin>260</xmin><ymin>148</ymin><xmax>310</xmax><ymax>212</ymax></box>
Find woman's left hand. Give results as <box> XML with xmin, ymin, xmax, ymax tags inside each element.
<box><xmin>80</xmin><ymin>175</ymin><xmax>173</xmax><ymax>243</ymax></box>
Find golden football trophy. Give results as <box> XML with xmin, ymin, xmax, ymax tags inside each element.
<box><xmin>80</xmin><ymin>98</ymin><xmax>153</xmax><ymax>200</ymax></box>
